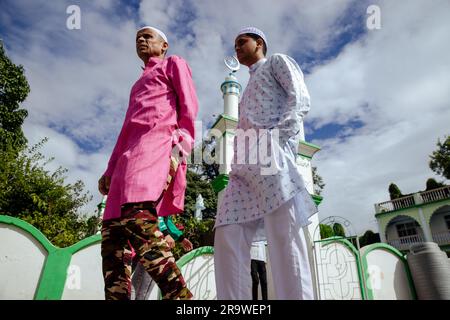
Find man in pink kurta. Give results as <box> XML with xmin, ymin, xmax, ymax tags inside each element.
<box><xmin>98</xmin><ymin>26</ymin><xmax>198</xmax><ymax>300</ymax></box>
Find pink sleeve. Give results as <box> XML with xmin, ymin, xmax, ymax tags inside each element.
<box><xmin>168</xmin><ymin>56</ymin><xmax>199</xmax><ymax>159</ymax></box>
<box><xmin>103</xmin><ymin>111</ymin><xmax>129</xmax><ymax>177</ymax></box>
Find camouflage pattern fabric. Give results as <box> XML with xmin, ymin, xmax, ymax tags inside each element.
<box><xmin>101</xmin><ymin>206</ymin><xmax>192</xmax><ymax>300</ymax></box>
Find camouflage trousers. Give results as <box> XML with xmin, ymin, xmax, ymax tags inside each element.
<box><xmin>101</xmin><ymin>204</ymin><xmax>192</xmax><ymax>300</ymax></box>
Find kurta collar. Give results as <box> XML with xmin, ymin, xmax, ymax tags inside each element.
<box><xmin>249</xmin><ymin>58</ymin><xmax>267</xmax><ymax>75</ymax></box>
<box><xmin>145</xmin><ymin>56</ymin><xmax>164</xmax><ymax>69</ymax></box>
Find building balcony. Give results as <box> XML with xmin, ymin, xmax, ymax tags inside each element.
<box><xmin>387</xmin><ymin>234</ymin><xmax>425</xmax><ymax>251</ymax></box>
<box><xmin>432</xmin><ymin>231</ymin><xmax>450</xmax><ymax>245</ymax></box>
<box><xmin>387</xmin><ymin>232</ymin><xmax>450</xmax><ymax>251</ymax></box>
<box><xmin>375</xmin><ymin>185</ymin><xmax>450</xmax><ymax>214</ymax></box>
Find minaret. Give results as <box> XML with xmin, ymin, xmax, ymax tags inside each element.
<box><xmin>97</xmin><ymin>195</ymin><xmax>107</xmax><ymax>216</ymax></box>
<box><xmin>221</xmin><ymin>73</ymin><xmax>240</xmax><ymax>118</ymax></box>
<box><xmin>95</xmin><ymin>196</ymin><xmax>107</xmax><ymax>234</ymax></box>
<box><xmin>211</xmin><ymin>72</ymin><xmax>241</xmax><ymax>207</ymax></box>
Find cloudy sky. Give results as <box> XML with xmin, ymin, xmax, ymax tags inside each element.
<box><xmin>1</xmin><ymin>0</ymin><xmax>449</xmax><ymax>235</ymax></box>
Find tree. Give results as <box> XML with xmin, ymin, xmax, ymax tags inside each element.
<box><xmin>332</xmin><ymin>223</ymin><xmax>346</xmax><ymax>237</ymax></box>
<box><xmin>188</xmin><ymin>137</ymin><xmax>220</xmax><ymax>181</ymax></box>
<box><xmin>183</xmin><ymin>169</ymin><xmax>217</xmax><ymax>219</ymax></box>
<box><xmin>0</xmin><ymin>139</ymin><xmax>94</xmax><ymax>247</ymax></box>
<box><xmin>358</xmin><ymin>230</ymin><xmax>380</xmax><ymax>247</ymax></box>
<box><xmin>312</xmin><ymin>166</ymin><xmax>325</xmax><ymax>195</ymax></box>
<box><xmin>425</xmin><ymin>178</ymin><xmax>444</xmax><ymax>191</ymax></box>
<box><xmin>0</xmin><ymin>43</ymin><xmax>95</xmax><ymax>247</ymax></box>
<box><xmin>171</xmin><ymin>215</ymin><xmax>215</xmax><ymax>260</ymax></box>
<box><xmin>0</xmin><ymin>42</ymin><xmax>29</xmax><ymax>152</ymax></box>
<box><xmin>388</xmin><ymin>183</ymin><xmax>403</xmax><ymax>200</ymax></box>
<box><xmin>184</xmin><ymin>137</ymin><xmax>219</xmax><ymax>220</ymax></box>
<box><xmin>429</xmin><ymin>135</ymin><xmax>450</xmax><ymax>180</ymax></box>
<box><xmin>320</xmin><ymin>224</ymin><xmax>334</xmax><ymax>239</ymax></box>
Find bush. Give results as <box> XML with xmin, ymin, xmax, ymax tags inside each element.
<box><xmin>171</xmin><ymin>215</ymin><xmax>215</xmax><ymax>260</ymax></box>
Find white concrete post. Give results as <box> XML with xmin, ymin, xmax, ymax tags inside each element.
<box><xmin>418</xmin><ymin>208</ymin><xmax>433</xmax><ymax>242</ymax></box>
<box><xmin>413</xmin><ymin>192</ymin><xmax>424</xmax><ymax>205</ymax></box>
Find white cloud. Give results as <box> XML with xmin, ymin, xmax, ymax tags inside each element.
<box><xmin>23</xmin><ymin>123</ymin><xmax>109</xmax><ymax>215</ymax></box>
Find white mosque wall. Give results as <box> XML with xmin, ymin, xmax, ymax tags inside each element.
<box><xmin>1</xmin><ymin>216</ymin><xmax>418</xmax><ymax>300</ymax></box>
<box><xmin>361</xmin><ymin>246</ymin><xmax>415</xmax><ymax>300</ymax></box>
<box><xmin>295</xmin><ymin>155</ymin><xmax>320</xmax><ymax>243</ymax></box>
<box><xmin>296</xmin><ymin>156</ymin><xmax>314</xmax><ymax>195</ymax></box>
<box><xmin>0</xmin><ymin>224</ymin><xmax>47</xmax><ymax>299</ymax></box>
<box><xmin>61</xmin><ymin>244</ymin><xmax>104</xmax><ymax>300</ymax></box>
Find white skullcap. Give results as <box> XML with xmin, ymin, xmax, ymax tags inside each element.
<box><xmin>236</xmin><ymin>27</ymin><xmax>267</xmax><ymax>46</ymax></box>
<box><xmin>137</xmin><ymin>26</ymin><xmax>168</xmax><ymax>43</ymax></box>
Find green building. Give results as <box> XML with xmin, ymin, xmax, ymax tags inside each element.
<box><xmin>375</xmin><ymin>185</ymin><xmax>450</xmax><ymax>256</ymax></box>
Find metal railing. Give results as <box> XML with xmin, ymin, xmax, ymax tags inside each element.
<box><xmin>432</xmin><ymin>231</ymin><xmax>450</xmax><ymax>245</ymax></box>
<box><xmin>388</xmin><ymin>232</ymin><xmax>450</xmax><ymax>250</ymax></box>
<box><xmin>377</xmin><ymin>195</ymin><xmax>416</xmax><ymax>212</ymax></box>
<box><xmin>376</xmin><ymin>185</ymin><xmax>450</xmax><ymax>213</ymax></box>
<box><xmin>388</xmin><ymin>234</ymin><xmax>424</xmax><ymax>251</ymax></box>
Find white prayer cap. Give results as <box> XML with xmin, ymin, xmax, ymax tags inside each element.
<box><xmin>236</xmin><ymin>27</ymin><xmax>267</xmax><ymax>46</ymax></box>
<box><xmin>137</xmin><ymin>26</ymin><xmax>168</xmax><ymax>43</ymax></box>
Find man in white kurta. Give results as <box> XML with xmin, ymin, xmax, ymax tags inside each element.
<box><xmin>214</xmin><ymin>27</ymin><xmax>318</xmax><ymax>300</ymax></box>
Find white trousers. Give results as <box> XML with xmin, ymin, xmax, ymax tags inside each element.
<box><xmin>214</xmin><ymin>198</ymin><xmax>314</xmax><ymax>300</ymax></box>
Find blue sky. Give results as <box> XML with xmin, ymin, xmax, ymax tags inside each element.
<box><xmin>1</xmin><ymin>0</ymin><xmax>449</xmax><ymax>235</ymax></box>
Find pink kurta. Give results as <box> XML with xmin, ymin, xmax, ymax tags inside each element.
<box><xmin>103</xmin><ymin>55</ymin><xmax>198</xmax><ymax>220</ymax></box>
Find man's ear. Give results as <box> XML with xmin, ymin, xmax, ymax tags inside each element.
<box><xmin>256</xmin><ymin>38</ymin><xmax>265</xmax><ymax>53</ymax></box>
<box><xmin>162</xmin><ymin>41</ymin><xmax>169</xmax><ymax>55</ymax></box>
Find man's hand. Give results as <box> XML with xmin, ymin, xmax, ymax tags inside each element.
<box><xmin>181</xmin><ymin>238</ymin><xmax>193</xmax><ymax>252</ymax></box>
<box><xmin>165</xmin><ymin>235</ymin><xmax>176</xmax><ymax>249</ymax></box>
<box><xmin>98</xmin><ymin>175</ymin><xmax>111</xmax><ymax>195</ymax></box>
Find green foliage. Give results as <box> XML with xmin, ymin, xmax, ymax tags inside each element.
<box><xmin>0</xmin><ymin>139</ymin><xmax>95</xmax><ymax>247</ymax></box>
<box><xmin>425</xmin><ymin>178</ymin><xmax>444</xmax><ymax>191</ymax></box>
<box><xmin>171</xmin><ymin>215</ymin><xmax>215</xmax><ymax>260</ymax></box>
<box><xmin>312</xmin><ymin>166</ymin><xmax>325</xmax><ymax>195</ymax></box>
<box><xmin>19</xmin><ymin>211</ymin><xmax>99</xmax><ymax>247</ymax></box>
<box><xmin>0</xmin><ymin>138</ymin><xmax>92</xmax><ymax>217</ymax></box>
<box><xmin>388</xmin><ymin>183</ymin><xmax>403</xmax><ymax>200</ymax></box>
<box><xmin>0</xmin><ymin>42</ymin><xmax>29</xmax><ymax>151</ymax></box>
<box><xmin>358</xmin><ymin>230</ymin><xmax>381</xmax><ymax>247</ymax></box>
<box><xmin>429</xmin><ymin>135</ymin><xmax>450</xmax><ymax>180</ymax></box>
<box><xmin>320</xmin><ymin>224</ymin><xmax>334</xmax><ymax>239</ymax></box>
<box><xmin>188</xmin><ymin>137</ymin><xmax>220</xmax><ymax>182</ymax></box>
<box><xmin>332</xmin><ymin>223</ymin><xmax>346</xmax><ymax>237</ymax></box>
<box><xmin>320</xmin><ymin>223</ymin><xmax>346</xmax><ymax>239</ymax></box>
<box><xmin>0</xmin><ymin>43</ymin><xmax>96</xmax><ymax>248</ymax></box>
<box><xmin>183</xmin><ymin>137</ymin><xmax>220</xmax><ymax>220</ymax></box>
<box><xmin>184</xmin><ymin>168</ymin><xmax>217</xmax><ymax>219</ymax></box>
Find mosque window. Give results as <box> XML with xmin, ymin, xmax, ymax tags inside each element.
<box><xmin>396</xmin><ymin>221</ymin><xmax>419</xmax><ymax>238</ymax></box>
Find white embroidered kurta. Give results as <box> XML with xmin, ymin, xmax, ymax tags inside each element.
<box><xmin>215</xmin><ymin>54</ymin><xmax>318</xmax><ymax>230</ymax></box>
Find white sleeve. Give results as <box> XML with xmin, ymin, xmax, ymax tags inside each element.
<box><xmin>270</xmin><ymin>54</ymin><xmax>311</xmax><ymax>140</ymax></box>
